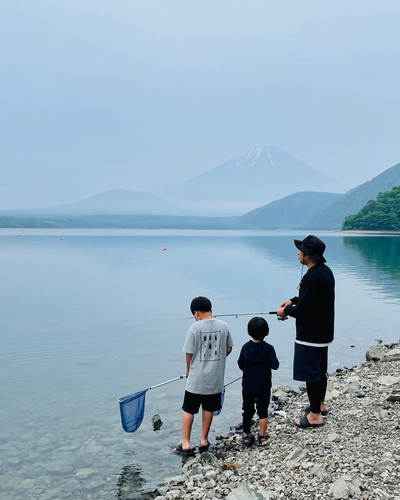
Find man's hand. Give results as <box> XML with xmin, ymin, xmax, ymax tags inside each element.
<box><xmin>277</xmin><ymin>307</ymin><xmax>287</xmax><ymax>318</ymax></box>
<box><xmin>280</xmin><ymin>300</ymin><xmax>292</xmax><ymax>309</ymax></box>
<box><xmin>185</xmin><ymin>369</ymin><xmax>189</xmax><ymax>378</ymax></box>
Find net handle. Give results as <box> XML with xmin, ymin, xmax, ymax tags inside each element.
<box><xmin>224</xmin><ymin>376</ymin><xmax>242</xmax><ymax>388</ymax></box>
<box><xmin>149</xmin><ymin>375</ymin><xmax>185</xmax><ymax>390</ymax></box>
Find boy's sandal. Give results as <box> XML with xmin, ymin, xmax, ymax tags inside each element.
<box><xmin>242</xmin><ymin>434</ymin><xmax>254</xmax><ymax>447</ymax></box>
<box><xmin>258</xmin><ymin>434</ymin><xmax>269</xmax><ymax>445</ymax></box>
<box><xmin>198</xmin><ymin>441</ymin><xmax>210</xmax><ymax>453</ymax></box>
<box><xmin>173</xmin><ymin>444</ymin><xmax>196</xmax><ymax>456</ymax></box>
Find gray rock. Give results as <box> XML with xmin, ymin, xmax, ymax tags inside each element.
<box><xmin>75</xmin><ymin>468</ymin><xmax>97</xmax><ymax>479</ymax></box>
<box><xmin>366</xmin><ymin>345</ymin><xmax>389</xmax><ymax>362</ymax></box>
<box><xmin>342</xmin><ymin>381</ymin><xmax>360</xmax><ymax>394</ymax></box>
<box><xmin>310</xmin><ymin>465</ymin><xmax>328</xmax><ymax>478</ymax></box>
<box><xmin>197</xmin><ymin>451</ymin><xmax>218</xmax><ymax>465</ymax></box>
<box><xmin>376</xmin><ymin>375</ymin><xmax>400</xmax><ymax>386</ymax></box>
<box><xmin>285</xmin><ymin>447</ymin><xmax>309</xmax><ymax>467</ymax></box>
<box><xmin>44</xmin><ymin>462</ymin><xmax>74</xmax><ymax>474</ymax></box>
<box><xmin>165</xmin><ymin>490</ymin><xmax>183</xmax><ymax>499</ymax></box>
<box><xmin>152</xmin><ymin>414</ymin><xmax>163</xmax><ymax>431</ymax></box>
<box><xmin>383</xmin><ymin>348</ymin><xmax>400</xmax><ymax>362</ymax></box>
<box><xmin>226</xmin><ymin>484</ymin><xmax>274</xmax><ymax>500</ymax></box>
<box><xmin>325</xmin><ymin>389</ymin><xmax>341</xmax><ymax>400</ymax></box>
<box><xmin>374</xmin><ymin>459</ymin><xmax>395</xmax><ymax>472</ymax></box>
<box><xmin>327</xmin><ymin>433</ymin><xmax>341</xmax><ymax>443</ymax></box>
<box><xmin>387</xmin><ymin>388</ymin><xmax>400</xmax><ymax>402</ymax></box>
<box><xmin>20</xmin><ymin>479</ymin><xmax>35</xmax><ymax>489</ymax></box>
<box><xmin>328</xmin><ymin>476</ymin><xmax>361</xmax><ymax>499</ymax></box>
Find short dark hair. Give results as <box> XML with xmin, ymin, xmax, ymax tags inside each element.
<box><xmin>190</xmin><ymin>296</ymin><xmax>212</xmax><ymax>315</ymax></box>
<box><xmin>247</xmin><ymin>317</ymin><xmax>269</xmax><ymax>341</ymax></box>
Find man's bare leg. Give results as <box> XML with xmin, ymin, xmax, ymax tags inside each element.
<box><xmin>200</xmin><ymin>410</ymin><xmax>213</xmax><ymax>447</ymax></box>
<box><xmin>181</xmin><ymin>411</ymin><xmax>194</xmax><ymax>450</ymax></box>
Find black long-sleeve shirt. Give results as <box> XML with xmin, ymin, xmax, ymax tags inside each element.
<box><xmin>238</xmin><ymin>340</ymin><xmax>279</xmax><ymax>393</ymax></box>
<box><xmin>284</xmin><ymin>263</ymin><xmax>335</xmax><ymax>344</ymax></box>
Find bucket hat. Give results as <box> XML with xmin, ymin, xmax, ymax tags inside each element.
<box><xmin>294</xmin><ymin>235</ymin><xmax>326</xmax><ymax>263</ymax></box>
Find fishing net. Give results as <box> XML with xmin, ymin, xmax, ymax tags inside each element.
<box><xmin>213</xmin><ymin>388</ymin><xmax>226</xmax><ymax>416</ymax></box>
<box><xmin>119</xmin><ymin>390</ymin><xmax>148</xmax><ymax>433</ymax></box>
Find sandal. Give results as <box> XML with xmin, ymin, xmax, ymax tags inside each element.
<box><xmin>294</xmin><ymin>415</ymin><xmax>325</xmax><ymax>429</ymax></box>
<box><xmin>173</xmin><ymin>444</ymin><xmax>196</xmax><ymax>456</ymax></box>
<box><xmin>198</xmin><ymin>441</ymin><xmax>210</xmax><ymax>453</ymax></box>
<box><xmin>242</xmin><ymin>434</ymin><xmax>254</xmax><ymax>447</ymax></box>
<box><xmin>258</xmin><ymin>434</ymin><xmax>269</xmax><ymax>445</ymax></box>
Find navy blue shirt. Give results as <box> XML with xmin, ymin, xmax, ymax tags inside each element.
<box><xmin>238</xmin><ymin>340</ymin><xmax>279</xmax><ymax>394</ymax></box>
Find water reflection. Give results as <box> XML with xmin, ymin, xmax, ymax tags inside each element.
<box><xmin>343</xmin><ymin>236</ymin><xmax>400</xmax><ymax>278</ymax></box>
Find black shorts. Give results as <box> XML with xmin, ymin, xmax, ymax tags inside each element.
<box><xmin>293</xmin><ymin>343</ymin><xmax>328</xmax><ymax>383</ymax></box>
<box><xmin>182</xmin><ymin>390</ymin><xmax>222</xmax><ymax>415</ymax></box>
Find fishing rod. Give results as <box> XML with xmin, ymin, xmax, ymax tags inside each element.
<box><xmin>178</xmin><ymin>311</ymin><xmax>288</xmax><ymax>321</ymax></box>
<box><xmin>214</xmin><ymin>311</ymin><xmax>288</xmax><ymax>321</ymax></box>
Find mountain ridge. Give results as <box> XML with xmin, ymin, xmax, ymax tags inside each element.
<box><xmin>308</xmin><ymin>163</ymin><xmax>400</xmax><ymax>229</ymax></box>
<box><xmin>153</xmin><ymin>146</ymin><xmax>346</xmax><ymax>214</ymax></box>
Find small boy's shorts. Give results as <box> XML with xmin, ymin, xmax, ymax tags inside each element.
<box><xmin>182</xmin><ymin>390</ymin><xmax>222</xmax><ymax>415</ymax></box>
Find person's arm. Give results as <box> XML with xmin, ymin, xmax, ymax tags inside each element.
<box><xmin>277</xmin><ymin>297</ymin><xmax>299</xmax><ymax>317</ymax></box>
<box><xmin>284</xmin><ymin>276</ymin><xmax>316</xmax><ymax>319</ymax></box>
<box><xmin>269</xmin><ymin>346</ymin><xmax>279</xmax><ymax>370</ymax></box>
<box><xmin>226</xmin><ymin>328</ymin><xmax>234</xmax><ymax>356</ymax></box>
<box><xmin>237</xmin><ymin>348</ymin><xmax>244</xmax><ymax>371</ymax></box>
<box><xmin>185</xmin><ymin>353</ymin><xmax>193</xmax><ymax>379</ymax></box>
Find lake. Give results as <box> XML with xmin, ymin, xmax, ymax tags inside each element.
<box><xmin>1</xmin><ymin>229</ymin><xmax>400</xmax><ymax>499</ymax></box>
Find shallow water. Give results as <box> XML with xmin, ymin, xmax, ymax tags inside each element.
<box><xmin>1</xmin><ymin>229</ymin><xmax>400</xmax><ymax>499</ymax></box>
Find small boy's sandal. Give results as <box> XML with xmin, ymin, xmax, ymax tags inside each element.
<box><xmin>258</xmin><ymin>434</ymin><xmax>269</xmax><ymax>445</ymax></box>
<box><xmin>242</xmin><ymin>434</ymin><xmax>254</xmax><ymax>447</ymax></box>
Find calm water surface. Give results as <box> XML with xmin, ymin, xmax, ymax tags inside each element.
<box><xmin>1</xmin><ymin>229</ymin><xmax>400</xmax><ymax>499</ymax></box>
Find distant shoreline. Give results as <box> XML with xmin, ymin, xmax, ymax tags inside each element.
<box><xmin>341</xmin><ymin>230</ymin><xmax>400</xmax><ymax>234</ymax></box>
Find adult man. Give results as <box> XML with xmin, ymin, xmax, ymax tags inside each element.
<box><xmin>277</xmin><ymin>235</ymin><xmax>335</xmax><ymax>428</ymax></box>
<box><xmin>173</xmin><ymin>296</ymin><xmax>233</xmax><ymax>455</ymax></box>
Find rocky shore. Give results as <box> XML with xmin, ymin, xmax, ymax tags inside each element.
<box><xmin>149</xmin><ymin>343</ymin><xmax>400</xmax><ymax>500</ymax></box>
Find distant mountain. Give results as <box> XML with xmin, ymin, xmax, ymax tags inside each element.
<box><xmin>241</xmin><ymin>191</ymin><xmax>343</xmax><ymax>228</ymax></box>
<box><xmin>8</xmin><ymin>190</ymin><xmax>178</xmax><ymax>216</ymax></box>
<box><xmin>153</xmin><ymin>146</ymin><xmax>346</xmax><ymax>215</ymax></box>
<box><xmin>309</xmin><ymin>163</ymin><xmax>400</xmax><ymax>229</ymax></box>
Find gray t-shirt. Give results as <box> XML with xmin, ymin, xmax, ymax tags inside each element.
<box><xmin>183</xmin><ymin>318</ymin><xmax>234</xmax><ymax>395</ymax></box>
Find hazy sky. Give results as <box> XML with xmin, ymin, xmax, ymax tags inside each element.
<box><xmin>1</xmin><ymin>0</ymin><xmax>399</xmax><ymax>208</ymax></box>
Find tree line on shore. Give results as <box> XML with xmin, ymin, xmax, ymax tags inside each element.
<box><xmin>343</xmin><ymin>185</ymin><xmax>400</xmax><ymax>231</ymax></box>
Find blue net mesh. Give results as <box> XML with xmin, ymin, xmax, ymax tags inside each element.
<box><xmin>119</xmin><ymin>390</ymin><xmax>148</xmax><ymax>433</ymax></box>
<box><xmin>213</xmin><ymin>388</ymin><xmax>226</xmax><ymax>416</ymax></box>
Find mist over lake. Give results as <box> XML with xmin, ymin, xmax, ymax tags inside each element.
<box><xmin>1</xmin><ymin>229</ymin><xmax>400</xmax><ymax>499</ymax></box>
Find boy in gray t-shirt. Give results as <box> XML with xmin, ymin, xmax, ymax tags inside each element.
<box><xmin>173</xmin><ymin>296</ymin><xmax>233</xmax><ymax>455</ymax></box>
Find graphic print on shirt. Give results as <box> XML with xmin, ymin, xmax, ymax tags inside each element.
<box><xmin>199</xmin><ymin>329</ymin><xmax>222</xmax><ymax>362</ymax></box>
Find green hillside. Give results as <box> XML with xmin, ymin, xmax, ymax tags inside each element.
<box><xmin>342</xmin><ymin>186</ymin><xmax>400</xmax><ymax>230</ymax></box>
<box><xmin>241</xmin><ymin>191</ymin><xmax>342</xmax><ymax>228</ymax></box>
<box><xmin>308</xmin><ymin>163</ymin><xmax>400</xmax><ymax>229</ymax></box>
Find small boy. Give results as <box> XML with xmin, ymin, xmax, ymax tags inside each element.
<box><xmin>173</xmin><ymin>296</ymin><xmax>234</xmax><ymax>455</ymax></box>
<box><xmin>238</xmin><ymin>317</ymin><xmax>279</xmax><ymax>446</ymax></box>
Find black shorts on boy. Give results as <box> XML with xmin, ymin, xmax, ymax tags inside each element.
<box><xmin>182</xmin><ymin>390</ymin><xmax>222</xmax><ymax>415</ymax></box>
